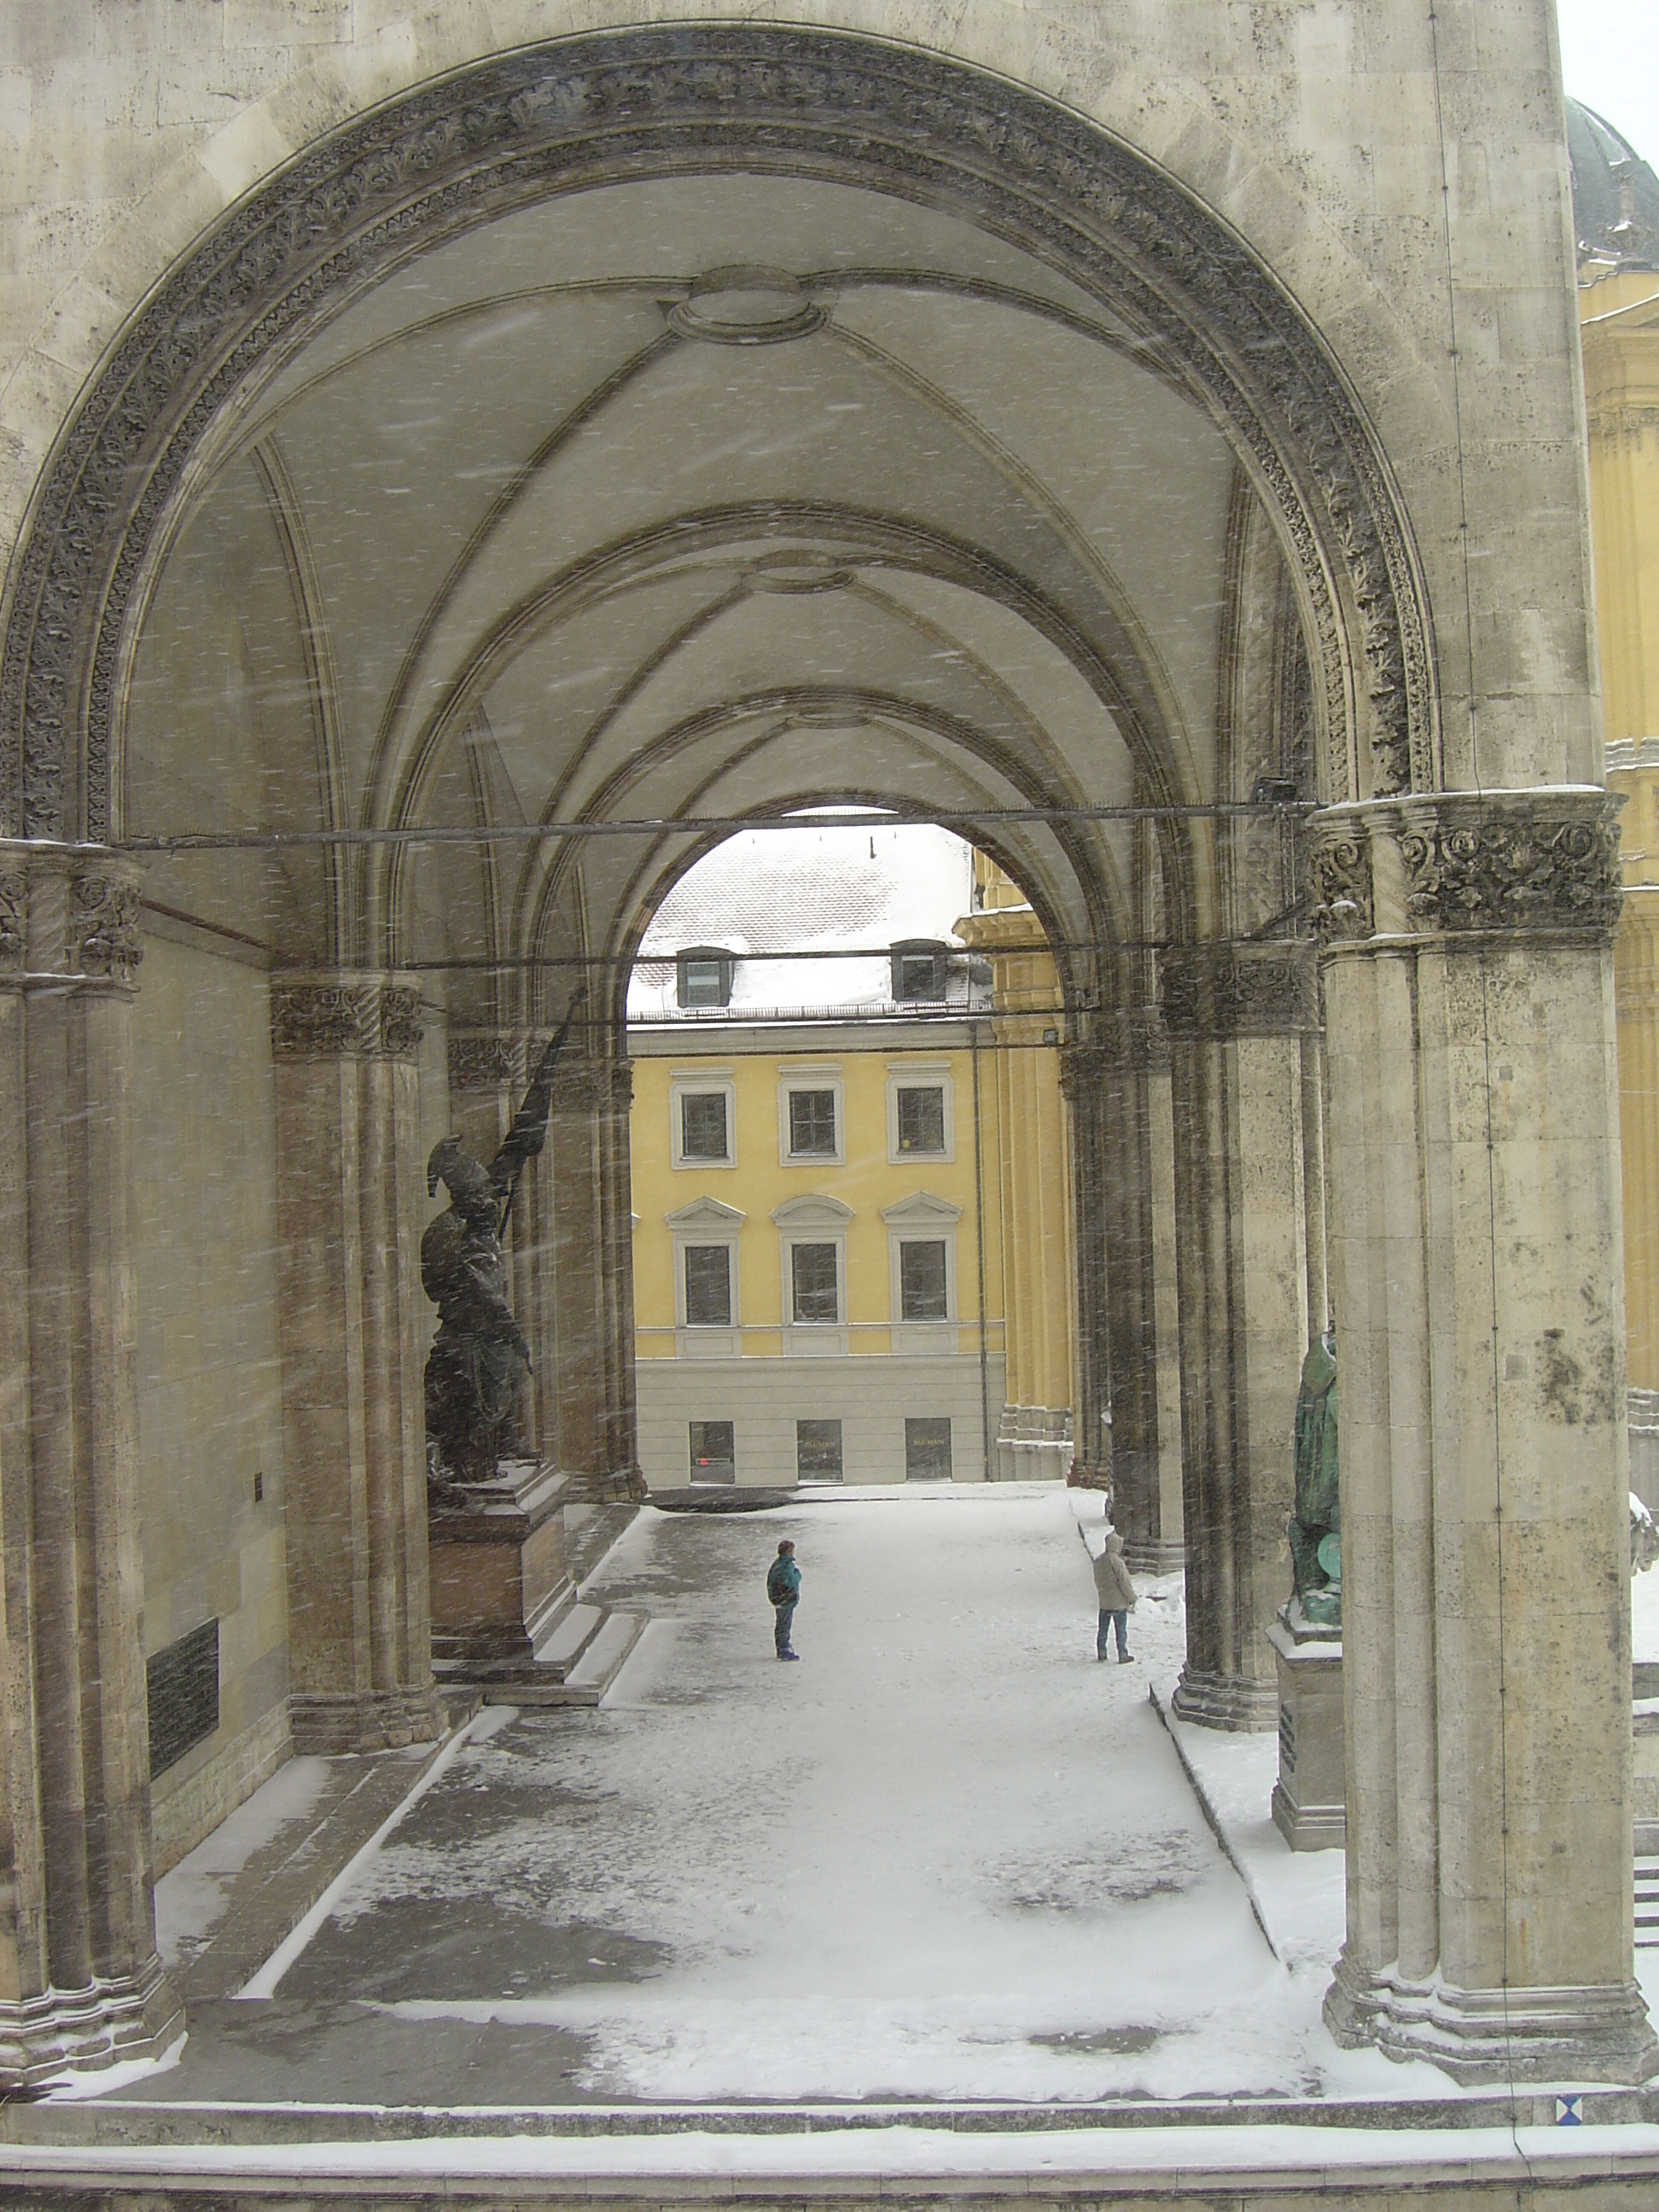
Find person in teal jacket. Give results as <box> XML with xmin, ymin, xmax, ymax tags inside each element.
<box><xmin>766</xmin><ymin>1540</ymin><xmax>801</xmax><ymax>1660</ymax></box>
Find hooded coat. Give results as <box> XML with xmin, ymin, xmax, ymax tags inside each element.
<box><xmin>1091</xmin><ymin>1530</ymin><xmax>1138</xmax><ymax>1611</ymax></box>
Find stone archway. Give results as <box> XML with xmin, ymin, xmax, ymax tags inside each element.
<box><xmin>0</xmin><ymin>15</ymin><xmax>1646</xmax><ymax>2104</ymax></box>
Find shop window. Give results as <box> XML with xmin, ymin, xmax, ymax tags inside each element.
<box><xmin>796</xmin><ymin>1418</ymin><xmax>844</xmax><ymax>1481</ymax></box>
<box><xmin>690</xmin><ymin>1420</ymin><xmax>736</xmax><ymax>1483</ymax></box>
<box><xmin>905</xmin><ymin>1417</ymin><xmax>952</xmax><ymax>1481</ymax></box>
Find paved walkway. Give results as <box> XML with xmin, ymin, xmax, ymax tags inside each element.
<box><xmin>116</xmin><ymin>1487</ymin><xmax>1436</xmax><ymax>2109</ymax></box>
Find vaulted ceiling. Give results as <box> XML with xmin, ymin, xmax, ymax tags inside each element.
<box><xmin>124</xmin><ymin>171</ymin><xmax>1278</xmax><ymax>1025</ymax></box>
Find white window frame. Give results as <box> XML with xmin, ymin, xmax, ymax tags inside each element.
<box><xmin>777</xmin><ymin>1065</ymin><xmax>845</xmax><ymax>1167</ymax></box>
<box><xmin>670</xmin><ymin>1068</ymin><xmax>737</xmax><ymax>1171</ymax></box>
<box><xmin>882</xmin><ymin>1190</ymin><xmax>962</xmax><ymax>1353</ymax></box>
<box><xmin>667</xmin><ymin>1195</ymin><xmax>744</xmax><ymax>1356</ymax></box>
<box><xmin>772</xmin><ymin>1193</ymin><xmax>853</xmax><ymax>1354</ymax></box>
<box><xmin>886</xmin><ymin>1060</ymin><xmax>955</xmax><ymax>1165</ymax></box>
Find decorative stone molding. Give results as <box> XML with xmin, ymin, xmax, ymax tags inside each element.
<box><xmin>448</xmin><ymin>1031</ymin><xmax>527</xmax><ymax>1092</ymax></box>
<box><xmin>0</xmin><ymin>27</ymin><xmax>1433</xmax><ymax>841</ymax></box>
<box><xmin>270</xmin><ymin>974</ymin><xmax>425</xmax><ymax>1058</ymax></box>
<box><xmin>0</xmin><ymin>845</ymin><xmax>145</xmax><ymax>991</ymax></box>
<box><xmin>1171</xmin><ymin>1668</ymin><xmax>1279</xmax><ymax>1733</ymax></box>
<box><xmin>0</xmin><ymin>1958</ymin><xmax>183</xmax><ymax>2089</ymax></box>
<box><xmin>1324</xmin><ymin>1951</ymin><xmax>1659</xmax><ymax>2086</ymax></box>
<box><xmin>1307</xmin><ymin>790</ymin><xmax>1624</xmax><ymax>946</ymax></box>
<box><xmin>1395</xmin><ymin>791</ymin><xmax>1623</xmax><ymax>940</ymax></box>
<box><xmin>1158</xmin><ymin>943</ymin><xmax>1318</xmax><ymax>1038</ymax></box>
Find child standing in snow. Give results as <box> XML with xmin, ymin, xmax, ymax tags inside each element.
<box><xmin>766</xmin><ymin>1539</ymin><xmax>801</xmax><ymax>1660</ymax></box>
<box><xmin>1080</xmin><ymin>1522</ymin><xmax>1137</xmax><ymax>1663</ymax></box>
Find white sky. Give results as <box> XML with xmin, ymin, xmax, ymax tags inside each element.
<box><xmin>1557</xmin><ymin>0</ymin><xmax>1659</xmax><ymax>160</ymax></box>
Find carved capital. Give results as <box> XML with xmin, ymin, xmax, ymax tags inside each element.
<box><xmin>68</xmin><ymin>872</ymin><xmax>144</xmax><ymax>989</ymax></box>
<box><xmin>1159</xmin><ymin>943</ymin><xmax>1318</xmax><ymax>1038</ymax></box>
<box><xmin>0</xmin><ymin>870</ymin><xmax>24</xmax><ymax>980</ymax></box>
<box><xmin>1304</xmin><ymin>818</ymin><xmax>1375</xmax><ymax>944</ymax></box>
<box><xmin>448</xmin><ymin>1032</ymin><xmax>527</xmax><ymax>1092</ymax></box>
<box><xmin>1395</xmin><ymin>791</ymin><xmax>1623</xmax><ymax>940</ymax></box>
<box><xmin>271</xmin><ymin>974</ymin><xmax>424</xmax><ymax>1058</ymax></box>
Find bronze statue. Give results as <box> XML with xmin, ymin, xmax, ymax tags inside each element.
<box><xmin>422</xmin><ymin>999</ymin><xmax>582</xmax><ymax>1490</ymax></box>
<box><xmin>1288</xmin><ymin>1327</ymin><xmax>1341</xmax><ymax>1627</ymax></box>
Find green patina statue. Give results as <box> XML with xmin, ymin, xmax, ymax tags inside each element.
<box><xmin>1289</xmin><ymin>1329</ymin><xmax>1341</xmax><ymax>1627</ymax></box>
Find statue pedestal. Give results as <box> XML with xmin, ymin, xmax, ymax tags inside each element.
<box><xmin>1268</xmin><ymin>1606</ymin><xmax>1345</xmax><ymax>1850</ymax></box>
<box><xmin>429</xmin><ymin>1459</ymin><xmax>575</xmax><ymax>1677</ymax></box>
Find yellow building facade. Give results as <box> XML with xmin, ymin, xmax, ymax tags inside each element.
<box><xmin>1578</xmin><ymin>109</ymin><xmax>1659</xmax><ymax>1402</ymax></box>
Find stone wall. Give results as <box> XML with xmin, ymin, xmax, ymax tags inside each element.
<box><xmin>133</xmin><ymin>926</ymin><xmax>290</xmax><ymax>1870</ymax></box>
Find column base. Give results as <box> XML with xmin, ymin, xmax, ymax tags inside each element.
<box><xmin>1172</xmin><ymin>1666</ymin><xmax>1278</xmax><ymax>1732</ymax></box>
<box><xmin>0</xmin><ymin>1953</ymin><xmax>183</xmax><ymax>2089</ymax></box>
<box><xmin>1122</xmin><ymin>1537</ymin><xmax>1186</xmax><ymax>1575</ymax></box>
<box><xmin>288</xmin><ymin>1683</ymin><xmax>447</xmax><ymax>1755</ymax></box>
<box><xmin>1324</xmin><ymin>1948</ymin><xmax>1659</xmax><ymax>2085</ymax></box>
<box><xmin>1064</xmin><ymin>1458</ymin><xmax>1112</xmax><ymax>1493</ymax></box>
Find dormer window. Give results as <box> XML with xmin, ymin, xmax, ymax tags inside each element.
<box><xmin>677</xmin><ymin>946</ymin><xmax>735</xmax><ymax>1009</ymax></box>
<box><xmin>891</xmin><ymin>940</ymin><xmax>948</xmax><ymax>1003</ymax></box>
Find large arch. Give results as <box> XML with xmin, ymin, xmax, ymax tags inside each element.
<box><xmin>0</xmin><ymin>26</ymin><xmax>1438</xmax><ymax>848</ymax></box>
<box><xmin>0</xmin><ymin>6</ymin><xmax>1644</xmax><ymax>2111</ymax></box>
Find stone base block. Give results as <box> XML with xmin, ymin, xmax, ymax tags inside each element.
<box><xmin>1123</xmin><ymin>1538</ymin><xmax>1187</xmax><ymax>1575</ymax></box>
<box><xmin>430</xmin><ymin>1460</ymin><xmax>575</xmax><ymax>1674</ymax></box>
<box><xmin>288</xmin><ymin>1683</ymin><xmax>446</xmax><ymax>1755</ymax></box>
<box><xmin>1267</xmin><ymin>1612</ymin><xmax>1345</xmax><ymax>1850</ymax></box>
<box><xmin>0</xmin><ymin>1954</ymin><xmax>183</xmax><ymax>2090</ymax></box>
<box><xmin>1324</xmin><ymin>1950</ymin><xmax>1659</xmax><ymax>2085</ymax></box>
<box><xmin>1172</xmin><ymin>1666</ymin><xmax>1278</xmax><ymax>1732</ymax></box>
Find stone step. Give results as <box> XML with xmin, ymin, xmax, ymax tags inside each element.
<box><xmin>1634</xmin><ymin>1855</ymin><xmax>1659</xmax><ymax>1946</ymax></box>
<box><xmin>562</xmin><ymin>1610</ymin><xmax>649</xmax><ymax>1702</ymax></box>
<box><xmin>533</xmin><ymin>1599</ymin><xmax>605</xmax><ymax>1671</ymax></box>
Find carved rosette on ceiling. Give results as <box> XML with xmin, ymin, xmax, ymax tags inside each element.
<box><xmin>448</xmin><ymin>1032</ymin><xmax>527</xmax><ymax>1092</ymax></box>
<box><xmin>1306</xmin><ymin>791</ymin><xmax>1625</xmax><ymax>947</ymax></box>
<box><xmin>0</xmin><ymin>26</ymin><xmax>1435</xmax><ymax>846</ymax></box>
<box><xmin>1157</xmin><ymin>943</ymin><xmax>1318</xmax><ymax>1038</ymax></box>
<box><xmin>270</xmin><ymin>975</ymin><xmax>426</xmax><ymax>1058</ymax></box>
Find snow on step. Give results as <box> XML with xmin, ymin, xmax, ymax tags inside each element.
<box><xmin>562</xmin><ymin>1610</ymin><xmax>646</xmax><ymax>1697</ymax></box>
<box><xmin>533</xmin><ymin>1601</ymin><xmax>602</xmax><ymax>1669</ymax></box>
<box><xmin>1634</xmin><ymin>1857</ymin><xmax>1659</xmax><ymax>1947</ymax></box>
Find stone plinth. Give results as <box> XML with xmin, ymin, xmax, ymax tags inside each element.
<box><xmin>1268</xmin><ymin>1610</ymin><xmax>1345</xmax><ymax>1851</ymax></box>
<box><xmin>429</xmin><ymin>1462</ymin><xmax>574</xmax><ymax>1677</ymax></box>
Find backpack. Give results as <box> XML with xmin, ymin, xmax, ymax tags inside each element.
<box><xmin>766</xmin><ymin>1558</ymin><xmax>793</xmax><ymax>1606</ymax></box>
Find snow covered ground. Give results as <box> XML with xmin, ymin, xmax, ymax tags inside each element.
<box><xmin>143</xmin><ymin>1483</ymin><xmax>1452</xmax><ymax>2107</ymax></box>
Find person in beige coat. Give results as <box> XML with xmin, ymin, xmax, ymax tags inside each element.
<box><xmin>1080</xmin><ymin>1522</ymin><xmax>1138</xmax><ymax>1663</ymax></box>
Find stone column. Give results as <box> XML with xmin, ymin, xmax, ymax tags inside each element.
<box><xmin>1161</xmin><ymin>942</ymin><xmax>1318</xmax><ymax>1731</ymax></box>
<box><xmin>270</xmin><ymin>975</ymin><xmax>445</xmax><ymax>1755</ymax></box>
<box><xmin>1062</xmin><ymin>1024</ymin><xmax>1163</xmax><ymax>1534</ymax></box>
<box><xmin>597</xmin><ymin>1057</ymin><xmax>645</xmax><ymax>1499</ymax></box>
<box><xmin>0</xmin><ymin>847</ymin><xmax>183</xmax><ymax>2085</ymax></box>
<box><xmin>1615</xmin><ymin>890</ymin><xmax>1659</xmax><ymax>1391</ymax></box>
<box><xmin>540</xmin><ymin>1054</ymin><xmax>643</xmax><ymax>1500</ymax></box>
<box><xmin>1313</xmin><ymin>793</ymin><xmax>1656</xmax><ymax>2084</ymax></box>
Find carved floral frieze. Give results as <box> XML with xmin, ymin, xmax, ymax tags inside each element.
<box><xmin>448</xmin><ymin>1033</ymin><xmax>526</xmax><ymax>1091</ymax></box>
<box><xmin>0</xmin><ymin>872</ymin><xmax>23</xmax><ymax>977</ymax></box>
<box><xmin>1158</xmin><ymin>944</ymin><xmax>1318</xmax><ymax>1037</ymax></box>
<box><xmin>1305</xmin><ymin>792</ymin><xmax>1624</xmax><ymax>947</ymax></box>
<box><xmin>271</xmin><ymin>975</ymin><xmax>424</xmax><ymax>1057</ymax></box>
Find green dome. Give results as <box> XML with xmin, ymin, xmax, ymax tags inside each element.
<box><xmin>1568</xmin><ymin>98</ymin><xmax>1659</xmax><ymax>271</ymax></box>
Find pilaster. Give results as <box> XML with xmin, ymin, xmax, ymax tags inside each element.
<box><xmin>1160</xmin><ymin>941</ymin><xmax>1319</xmax><ymax>1732</ymax></box>
<box><xmin>270</xmin><ymin>974</ymin><xmax>445</xmax><ymax>1755</ymax></box>
<box><xmin>0</xmin><ymin>845</ymin><xmax>183</xmax><ymax>2086</ymax></box>
<box><xmin>1310</xmin><ymin>790</ymin><xmax>1656</xmax><ymax>2084</ymax></box>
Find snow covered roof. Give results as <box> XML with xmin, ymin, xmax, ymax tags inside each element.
<box><xmin>629</xmin><ymin>824</ymin><xmax>987</xmax><ymax>1023</ymax></box>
